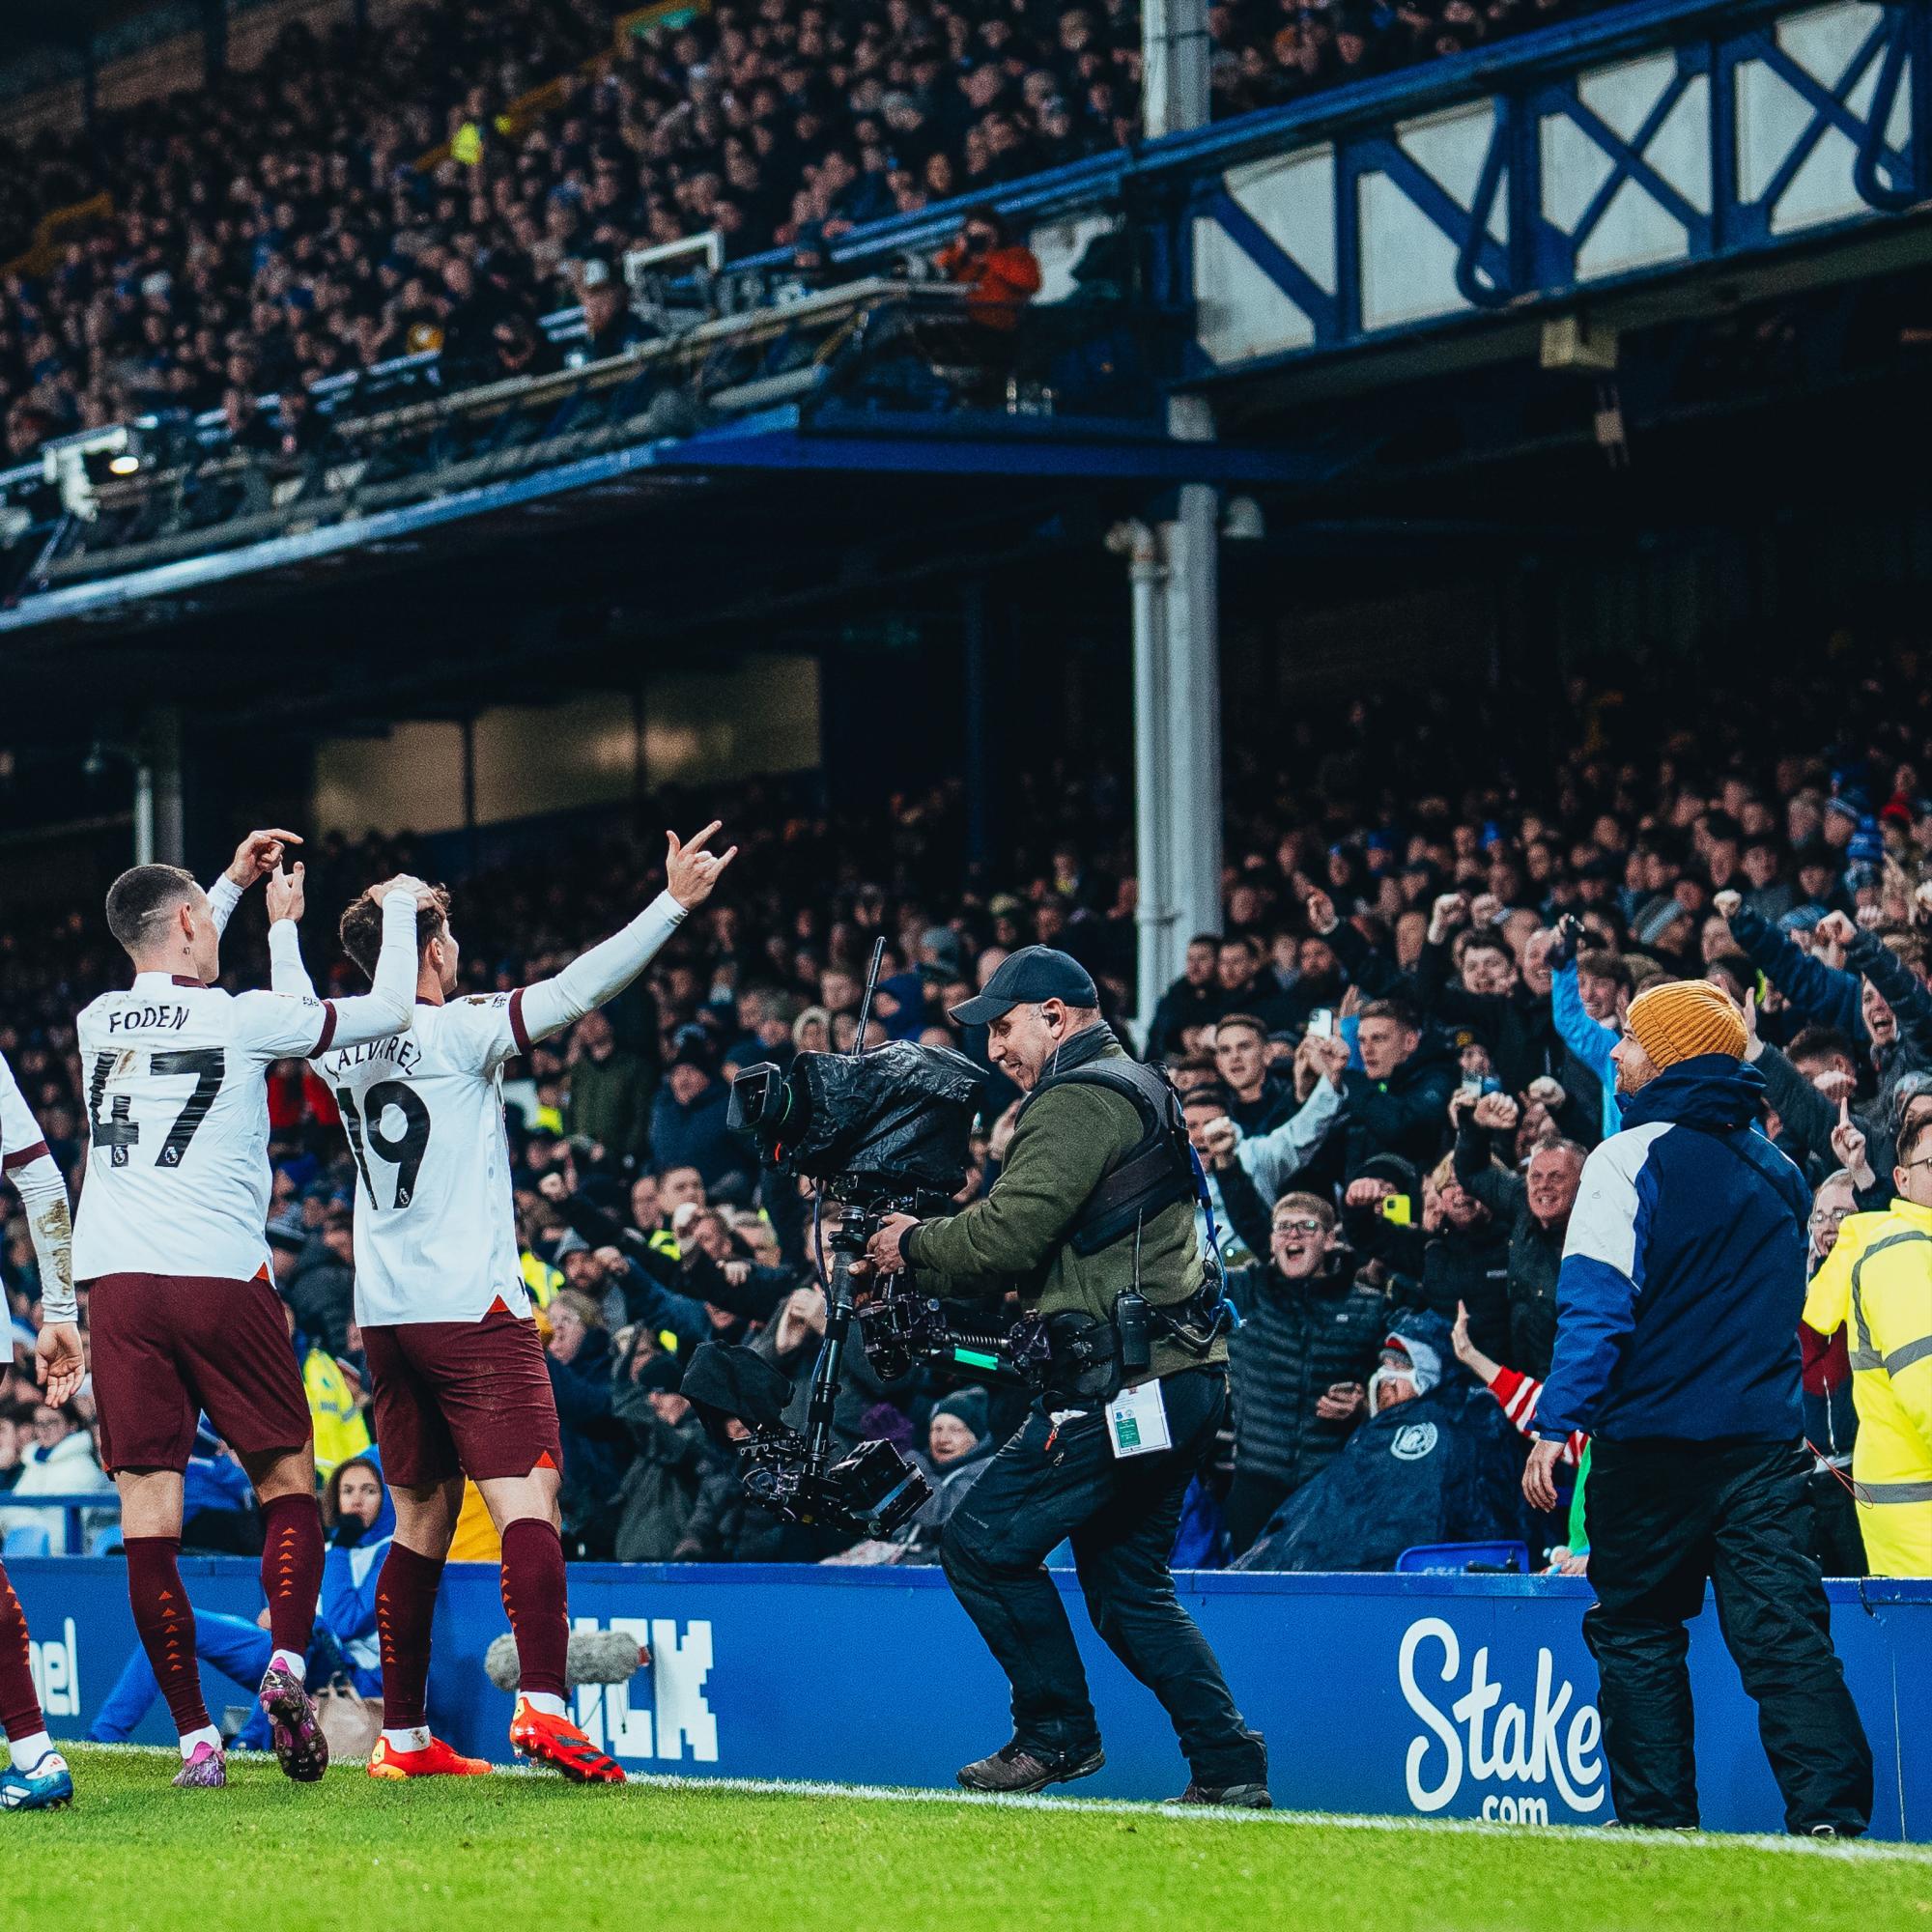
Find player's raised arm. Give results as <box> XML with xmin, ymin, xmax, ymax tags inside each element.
<box><xmin>244</xmin><ymin>873</ymin><xmax>427</xmax><ymax>1059</ymax></box>
<box><xmin>204</xmin><ymin>827</ymin><xmax>303</xmax><ymax>936</ymax></box>
<box><xmin>322</xmin><ymin>875</ymin><xmax>432</xmax><ymax>1048</ymax></box>
<box><xmin>514</xmin><ymin>820</ymin><xmax>737</xmax><ymax>1045</ymax></box>
<box><xmin>0</xmin><ymin>1055</ymin><xmax>79</xmax><ymax>1402</ymax></box>
<box><xmin>265</xmin><ymin>861</ymin><xmax>319</xmax><ymax>1001</ymax></box>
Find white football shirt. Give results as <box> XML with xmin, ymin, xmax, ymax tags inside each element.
<box><xmin>315</xmin><ymin>992</ymin><xmax>532</xmax><ymax>1328</ymax></box>
<box><xmin>0</xmin><ymin>1050</ymin><xmax>50</xmax><ymax>1176</ymax></box>
<box><xmin>72</xmin><ymin>974</ymin><xmax>337</xmax><ymax>1283</ymax></box>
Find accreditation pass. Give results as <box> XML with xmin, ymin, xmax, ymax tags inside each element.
<box><xmin>1105</xmin><ymin>1380</ymin><xmax>1172</xmax><ymax>1459</ymax></box>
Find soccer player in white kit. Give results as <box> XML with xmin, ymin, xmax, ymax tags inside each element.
<box><xmin>73</xmin><ymin>830</ymin><xmax>429</xmax><ymax>1789</ymax></box>
<box><xmin>0</xmin><ymin>1051</ymin><xmax>81</xmax><ymax>1810</ymax></box>
<box><xmin>274</xmin><ymin>823</ymin><xmax>734</xmax><ymax>1782</ymax></box>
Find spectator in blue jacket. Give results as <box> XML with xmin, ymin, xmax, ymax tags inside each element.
<box><xmin>647</xmin><ymin>1038</ymin><xmax>748</xmax><ymax>1191</ymax></box>
<box><xmin>1548</xmin><ymin>924</ymin><xmax>1630</xmax><ymax>1144</ymax></box>
<box><xmin>1527</xmin><ymin>979</ymin><xmax>1871</xmax><ymax>1837</ymax></box>
<box><xmin>1716</xmin><ymin>893</ymin><xmax>1868</xmax><ymax>1051</ymax></box>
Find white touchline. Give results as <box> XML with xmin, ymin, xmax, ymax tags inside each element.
<box><xmin>61</xmin><ymin>1747</ymin><xmax>1930</xmax><ymax>1865</ymax></box>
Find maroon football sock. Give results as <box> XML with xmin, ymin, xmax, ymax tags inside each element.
<box><xmin>259</xmin><ymin>1493</ymin><xmax>325</xmax><ymax>1662</ymax></box>
<box><xmin>499</xmin><ymin>1519</ymin><xmax>568</xmax><ymax>1700</ymax></box>
<box><xmin>125</xmin><ymin>1536</ymin><xmax>210</xmax><ymax>1736</ymax></box>
<box><xmin>0</xmin><ymin>1560</ymin><xmax>46</xmax><ymax>1742</ymax></box>
<box><xmin>377</xmin><ymin>1543</ymin><xmax>444</xmax><ymax>1729</ymax></box>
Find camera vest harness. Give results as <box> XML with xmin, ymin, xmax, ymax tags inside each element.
<box><xmin>1015</xmin><ymin>1042</ymin><xmax>1232</xmax><ymax>1397</ymax></box>
<box><xmin>1023</xmin><ymin>1054</ymin><xmax>1201</xmax><ymax>1260</ymax></box>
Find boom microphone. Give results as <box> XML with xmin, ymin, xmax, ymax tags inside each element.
<box><xmin>484</xmin><ymin>1629</ymin><xmax>648</xmax><ymax>1692</ymax></box>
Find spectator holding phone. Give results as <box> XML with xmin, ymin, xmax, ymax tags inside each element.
<box><xmin>1451</xmin><ymin>1088</ymin><xmax>1585</xmax><ymax>1378</ymax></box>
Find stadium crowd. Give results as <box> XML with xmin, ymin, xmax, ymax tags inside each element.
<box><xmin>3</xmin><ymin>653</ymin><xmax>1927</xmax><ymax>1581</ymax></box>
<box><xmin>0</xmin><ymin>0</ymin><xmax>1613</xmax><ymax>459</ymax></box>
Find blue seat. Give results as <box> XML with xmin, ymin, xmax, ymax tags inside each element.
<box><xmin>1395</xmin><ymin>1541</ymin><xmax>1532</xmax><ymax>1576</ymax></box>
<box><xmin>90</xmin><ymin>1524</ymin><xmax>126</xmax><ymax>1557</ymax></box>
<box><xmin>2</xmin><ymin>1525</ymin><xmax>52</xmax><ymax>1558</ymax></box>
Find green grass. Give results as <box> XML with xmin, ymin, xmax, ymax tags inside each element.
<box><xmin>18</xmin><ymin>1746</ymin><xmax>1932</xmax><ymax>1932</ymax></box>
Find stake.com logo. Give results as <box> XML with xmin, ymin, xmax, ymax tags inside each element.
<box><xmin>1398</xmin><ymin>1617</ymin><xmax>1605</xmax><ymax>1823</ymax></box>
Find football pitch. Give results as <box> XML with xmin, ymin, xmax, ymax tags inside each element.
<box><xmin>18</xmin><ymin>1747</ymin><xmax>1932</xmax><ymax>1931</ymax></box>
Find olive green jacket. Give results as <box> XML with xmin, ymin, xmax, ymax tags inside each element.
<box><xmin>902</xmin><ymin>1037</ymin><xmax>1223</xmax><ymax>1380</ymax></box>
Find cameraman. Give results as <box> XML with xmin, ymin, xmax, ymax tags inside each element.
<box><xmin>861</xmin><ymin>946</ymin><xmax>1269</xmax><ymax>1806</ymax></box>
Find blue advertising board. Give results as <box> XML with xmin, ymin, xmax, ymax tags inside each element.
<box><xmin>12</xmin><ymin>1560</ymin><xmax>1926</xmax><ymax>1838</ymax></box>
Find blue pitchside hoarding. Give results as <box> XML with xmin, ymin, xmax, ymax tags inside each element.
<box><xmin>12</xmin><ymin>1561</ymin><xmax>1926</xmax><ymax>1837</ymax></box>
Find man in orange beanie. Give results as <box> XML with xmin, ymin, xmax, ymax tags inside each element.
<box><xmin>1525</xmin><ymin>976</ymin><xmax>1872</xmax><ymax>1835</ymax></box>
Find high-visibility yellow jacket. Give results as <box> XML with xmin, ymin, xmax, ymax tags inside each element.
<box><xmin>302</xmin><ymin>1347</ymin><xmax>373</xmax><ymax>1481</ymax></box>
<box><xmin>447</xmin><ymin>1481</ymin><xmax>502</xmax><ymax>1565</ymax></box>
<box><xmin>1804</xmin><ymin>1198</ymin><xmax>1932</xmax><ymax>1578</ymax></box>
<box><xmin>522</xmin><ymin>1249</ymin><xmax>563</xmax><ymax>1310</ymax></box>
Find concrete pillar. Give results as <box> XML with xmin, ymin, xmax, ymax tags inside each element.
<box><xmin>1142</xmin><ymin>0</ymin><xmax>1210</xmax><ymax>140</ymax></box>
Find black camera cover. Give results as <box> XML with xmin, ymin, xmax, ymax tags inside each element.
<box><xmin>791</xmin><ymin>1040</ymin><xmax>984</xmax><ymax>1193</ymax></box>
<box><xmin>739</xmin><ymin>1040</ymin><xmax>984</xmax><ymax>1194</ymax></box>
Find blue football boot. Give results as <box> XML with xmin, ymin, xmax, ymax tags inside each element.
<box><xmin>1</xmin><ymin>1749</ymin><xmax>74</xmax><ymax>1811</ymax></box>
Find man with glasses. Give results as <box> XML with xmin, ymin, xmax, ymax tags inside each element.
<box><xmin>1804</xmin><ymin>1094</ymin><xmax>1932</xmax><ymax>1579</ymax></box>
<box><xmin>1526</xmin><ymin>978</ymin><xmax>1872</xmax><ymax>1836</ymax></box>
<box><xmin>1210</xmin><ymin>1173</ymin><xmax>1388</xmax><ymax>1556</ymax></box>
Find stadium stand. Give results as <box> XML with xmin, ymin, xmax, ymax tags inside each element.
<box><xmin>2</xmin><ymin>650</ymin><xmax>1919</xmax><ymax>1575</ymax></box>
<box><xmin>0</xmin><ymin>0</ymin><xmax>1618</xmax><ymax>462</ymax></box>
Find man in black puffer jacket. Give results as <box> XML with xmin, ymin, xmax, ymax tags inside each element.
<box><xmin>1216</xmin><ymin>1159</ymin><xmax>1388</xmax><ymax>1554</ymax></box>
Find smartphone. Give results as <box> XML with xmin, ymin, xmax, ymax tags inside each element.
<box><xmin>1378</xmin><ymin>1195</ymin><xmax>1412</xmax><ymax>1227</ymax></box>
<box><xmin>1459</xmin><ymin>1072</ymin><xmax>1485</xmax><ymax>1100</ymax></box>
<box><xmin>1307</xmin><ymin>1009</ymin><xmax>1335</xmax><ymax>1039</ymax></box>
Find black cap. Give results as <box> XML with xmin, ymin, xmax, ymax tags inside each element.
<box><xmin>949</xmin><ymin>944</ymin><xmax>1098</xmax><ymax>1025</ymax></box>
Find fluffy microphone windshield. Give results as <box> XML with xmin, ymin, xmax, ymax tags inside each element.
<box><xmin>484</xmin><ymin>1629</ymin><xmax>647</xmax><ymax>1691</ymax></box>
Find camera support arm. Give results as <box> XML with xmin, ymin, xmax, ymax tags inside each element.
<box><xmin>801</xmin><ymin>1212</ymin><xmax>867</xmax><ymax>1473</ymax></box>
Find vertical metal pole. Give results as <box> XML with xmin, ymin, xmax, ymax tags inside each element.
<box><xmin>962</xmin><ymin>578</ymin><xmax>991</xmax><ymax>869</ymax></box>
<box><xmin>1157</xmin><ymin>393</ymin><xmax>1223</xmax><ymax>990</ymax></box>
<box><xmin>1128</xmin><ymin>526</ymin><xmax>1172</xmax><ymax>1044</ymax></box>
<box><xmin>132</xmin><ymin>757</ymin><xmax>155</xmax><ymax>867</ymax></box>
<box><xmin>1141</xmin><ymin>0</ymin><xmax>1209</xmax><ymax>139</ymax></box>
<box><xmin>147</xmin><ymin>706</ymin><xmax>185</xmax><ymax>867</ymax></box>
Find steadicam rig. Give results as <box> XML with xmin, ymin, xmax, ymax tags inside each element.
<box><xmin>683</xmin><ymin>939</ymin><xmax>989</xmax><ymax>1541</ymax></box>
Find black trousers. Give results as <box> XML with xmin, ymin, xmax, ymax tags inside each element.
<box><xmin>1584</xmin><ymin>1437</ymin><xmax>1873</xmax><ymax>1833</ymax></box>
<box><xmin>941</xmin><ymin>1366</ymin><xmax>1266</xmax><ymax>1786</ymax></box>
<box><xmin>1806</xmin><ymin>1466</ymin><xmax>1868</xmax><ymax>1579</ymax></box>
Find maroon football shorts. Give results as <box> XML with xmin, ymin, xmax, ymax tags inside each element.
<box><xmin>87</xmin><ymin>1271</ymin><xmax>314</xmax><ymax>1474</ymax></box>
<box><xmin>359</xmin><ymin>1305</ymin><xmax>562</xmax><ymax>1493</ymax></box>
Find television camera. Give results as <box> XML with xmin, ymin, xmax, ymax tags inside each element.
<box><xmin>684</xmin><ymin>942</ymin><xmax>1044</xmax><ymax>1541</ymax></box>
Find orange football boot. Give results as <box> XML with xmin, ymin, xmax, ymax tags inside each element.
<box><xmin>508</xmin><ymin>1698</ymin><xmax>627</xmax><ymax>1784</ymax></box>
<box><xmin>367</xmin><ymin>1734</ymin><xmax>492</xmax><ymax>1779</ymax></box>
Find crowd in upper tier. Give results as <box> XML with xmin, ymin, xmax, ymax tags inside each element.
<box><xmin>5</xmin><ymin>649</ymin><xmax>1929</xmax><ymax>1576</ymax></box>
<box><xmin>0</xmin><ymin>0</ymin><xmax>1613</xmax><ymax>458</ymax></box>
